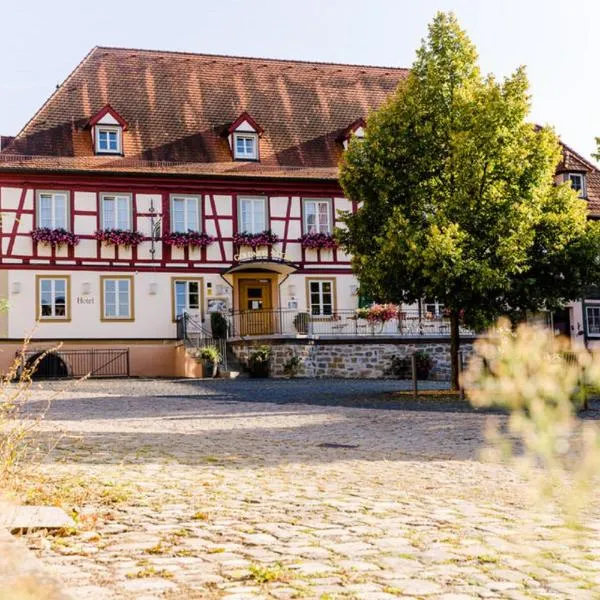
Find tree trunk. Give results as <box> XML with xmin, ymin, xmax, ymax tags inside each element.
<box><xmin>450</xmin><ymin>311</ymin><xmax>460</xmax><ymax>391</ymax></box>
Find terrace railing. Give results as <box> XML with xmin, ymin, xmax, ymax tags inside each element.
<box><xmin>227</xmin><ymin>308</ymin><xmax>474</xmax><ymax>338</ymax></box>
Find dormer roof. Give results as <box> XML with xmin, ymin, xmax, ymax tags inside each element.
<box><xmin>342</xmin><ymin>118</ymin><xmax>366</xmax><ymax>140</ymax></box>
<box><xmin>87</xmin><ymin>104</ymin><xmax>128</xmax><ymax>131</ymax></box>
<box><xmin>227</xmin><ymin>111</ymin><xmax>264</xmax><ymax>135</ymax></box>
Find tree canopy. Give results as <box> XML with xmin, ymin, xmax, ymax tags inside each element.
<box><xmin>338</xmin><ymin>12</ymin><xmax>600</xmax><ymax>388</ymax></box>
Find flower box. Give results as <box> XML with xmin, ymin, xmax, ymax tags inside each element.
<box><xmin>95</xmin><ymin>229</ymin><xmax>144</xmax><ymax>247</ymax></box>
<box><xmin>31</xmin><ymin>228</ymin><xmax>80</xmax><ymax>247</ymax></box>
<box><xmin>163</xmin><ymin>231</ymin><xmax>214</xmax><ymax>248</ymax></box>
<box><xmin>356</xmin><ymin>303</ymin><xmax>399</xmax><ymax>323</ymax></box>
<box><xmin>233</xmin><ymin>230</ymin><xmax>279</xmax><ymax>249</ymax></box>
<box><xmin>299</xmin><ymin>232</ymin><xmax>338</xmax><ymax>249</ymax></box>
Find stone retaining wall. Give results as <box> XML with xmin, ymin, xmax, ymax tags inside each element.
<box><xmin>230</xmin><ymin>337</ymin><xmax>475</xmax><ymax>380</ymax></box>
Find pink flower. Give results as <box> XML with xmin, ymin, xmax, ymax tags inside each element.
<box><xmin>233</xmin><ymin>230</ymin><xmax>279</xmax><ymax>249</ymax></box>
<box><xmin>358</xmin><ymin>303</ymin><xmax>400</xmax><ymax>323</ymax></box>
<box><xmin>300</xmin><ymin>232</ymin><xmax>338</xmax><ymax>249</ymax></box>
<box><xmin>95</xmin><ymin>229</ymin><xmax>144</xmax><ymax>247</ymax></box>
<box><xmin>163</xmin><ymin>231</ymin><xmax>214</xmax><ymax>248</ymax></box>
<box><xmin>31</xmin><ymin>228</ymin><xmax>80</xmax><ymax>247</ymax></box>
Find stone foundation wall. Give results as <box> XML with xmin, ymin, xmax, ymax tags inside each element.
<box><xmin>230</xmin><ymin>338</ymin><xmax>475</xmax><ymax>380</ymax></box>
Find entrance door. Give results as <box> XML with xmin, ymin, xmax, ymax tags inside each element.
<box><xmin>239</xmin><ymin>279</ymin><xmax>273</xmax><ymax>335</ymax></box>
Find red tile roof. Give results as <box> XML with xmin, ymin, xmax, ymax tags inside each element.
<box><xmin>2</xmin><ymin>46</ymin><xmax>407</xmax><ymax>168</ymax></box>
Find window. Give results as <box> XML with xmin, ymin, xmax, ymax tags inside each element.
<box><xmin>173</xmin><ymin>279</ymin><xmax>202</xmax><ymax>320</ymax></box>
<box><xmin>37</xmin><ymin>191</ymin><xmax>68</xmax><ymax>229</ymax></box>
<box><xmin>171</xmin><ymin>195</ymin><xmax>200</xmax><ymax>233</ymax></box>
<box><xmin>37</xmin><ymin>276</ymin><xmax>69</xmax><ymax>320</ymax></box>
<box><xmin>566</xmin><ymin>173</ymin><xmax>586</xmax><ymax>197</ymax></box>
<box><xmin>96</xmin><ymin>126</ymin><xmax>122</xmax><ymax>154</ymax></box>
<box><xmin>303</xmin><ymin>199</ymin><xmax>332</xmax><ymax>234</ymax></box>
<box><xmin>308</xmin><ymin>279</ymin><xmax>335</xmax><ymax>316</ymax></box>
<box><xmin>239</xmin><ymin>196</ymin><xmax>266</xmax><ymax>233</ymax></box>
<box><xmin>586</xmin><ymin>305</ymin><xmax>600</xmax><ymax>336</ymax></box>
<box><xmin>423</xmin><ymin>299</ymin><xmax>444</xmax><ymax>318</ymax></box>
<box><xmin>101</xmin><ymin>194</ymin><xmax>131</xmax><ymax>230</ymax></box>
<box><xmin>233</xmin><ymin>133</ymin><xmax>258</xmax><ymax>160</ymax></box>
<box><xmin>101</xmin><ymin>277</ymin><xmax>133</xmax><ymax>320</ymax></box>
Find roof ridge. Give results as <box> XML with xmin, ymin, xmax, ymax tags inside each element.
<box><xmin>93</xmin><ymin>45</ymin><xmax>410</xmax><ymax>71</ymax></box>
<box><xmin>11</xmin><ymin>46</ymin><xmax>100</xmax><ymax>142</ymax></box>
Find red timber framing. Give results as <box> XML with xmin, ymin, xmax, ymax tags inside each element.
<box><xmin>0</xmin><ymin>172</ymin><xmax>352</xmax><ymax>274</ymax></box>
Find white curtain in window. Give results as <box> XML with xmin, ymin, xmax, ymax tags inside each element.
<box><xmin>239</xmin><ymin>198</ymin><xmax>266</xmax><ymax>233</ymax></box>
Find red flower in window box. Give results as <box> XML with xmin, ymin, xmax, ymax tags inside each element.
<box><xmin>31</xmin><ymin>228</ymin><xmax>80</xmax><ymax>247</ymax></box>
<box><xmin>233</xmin><ymin>230</ymin><xmax>279</xmax><ymax>249</ymax></box>
<box><xmin>300</xmin><ymin>232</ymin><xmax>338</xmax><ymax>249</ymax></box>
<box><xmin>95</xmin><ymin>228</ymin><xmax>144</xmax><ymax>247</ymax></box>
<box><xmin>163</xmin><ymin>231</ymin><xmax>214</xmax><ymax>248</ymax></box>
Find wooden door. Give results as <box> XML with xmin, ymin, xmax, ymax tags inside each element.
<box><xmin>239</xmin><ymin>279</ymin><xmax>273</xmax><ymax>335</ymax></box>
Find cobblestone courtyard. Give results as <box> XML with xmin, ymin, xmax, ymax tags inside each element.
<box><xmin>18</xmin><ymin>379</ymin><xmax>600</xmax><ymax>599</ymax></box>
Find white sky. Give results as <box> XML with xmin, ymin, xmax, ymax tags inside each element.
<box><xmin>0</xmin><ymin>0</ymin><xmax>597</xmax><ymax>160</ymax></box>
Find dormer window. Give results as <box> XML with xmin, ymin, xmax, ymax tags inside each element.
<box><xmin>96</xmin><ymin>126</ymin><xmax>121</xmax><ymax>154</ymax></box>
<box><xmin>342</xmin><ymin>118</ymin><xmax>366</xmax><ymax>150</ymax></box>
<box><xmin>566</xmin><ymin>172</ymin><xmax>586</xmax><ymax>197</ymax></box>
<box><xmin>228</xmin><ymin>112</ymin><xmax>263</xmax><ymax>162</ymax></box>
<box><xmin>88</xmin><ymin>104</ymin><xmax>128</xmax><ymax>156</ymax></box>
<box><xmin>234</xmin><ymin>133</ymin><xmax>258</xmax><ymax>160</ymax></box>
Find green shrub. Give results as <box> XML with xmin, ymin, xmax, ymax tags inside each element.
<box><xmin>210</xmin><ymin>312</ymin><xmax>228</xmax><ymax>339</ymax></box>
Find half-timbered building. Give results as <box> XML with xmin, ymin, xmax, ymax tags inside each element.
<box><xmin>0</xmin><ymin>47</ymin><xmax>599</xmax><ymax>377</ymax></box>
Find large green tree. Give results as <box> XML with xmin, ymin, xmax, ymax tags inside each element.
<box><xmin>339</xmin><ymin>12</ymin><xmax>600</xmax><ymax>389</ymax></box>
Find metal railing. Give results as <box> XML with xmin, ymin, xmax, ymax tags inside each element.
<box><xmin>176</xmin><ymin>313</ymin><xmax>228</xmax><ymax>371</ymax></box>
<box><xmin>20</xmin><ymin>348</ymin><xmax>130</xmax><ymax>379</ymax></box>
<box><xmin>227</xmin><ymin>308</ymin><xmax>474</xmax><ymax>338</ymax></box>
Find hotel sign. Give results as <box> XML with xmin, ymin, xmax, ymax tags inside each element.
<box><xmin>234</xmin><ymin>249</ymin><xmax>288</xmax><ymax>262</ymax></box>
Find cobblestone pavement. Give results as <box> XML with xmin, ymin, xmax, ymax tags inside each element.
<box><xmin>17</xmin><ymin>379</ymin><xmax>600</xmax><ymax>599</ymax></box>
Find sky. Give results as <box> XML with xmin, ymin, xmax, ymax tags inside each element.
<box><xmin>0</xmin><ymin>0</ymin><xmax>598</xmax><ymax>161</ymax></box>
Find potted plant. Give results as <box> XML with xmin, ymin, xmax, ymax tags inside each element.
<box><xmin>248</xmin><ymin>345</ymin><xmax>271</xmax><ymax>378</ymax></box>
<box><xmin>163</xmin><ymin>231</ymin><xmax>214</xmax><ymax>248</ymax></box>
<box><xmin>293</xmin><ymin>312</ymin><xmax>310</xmax><ymax>335</ymax></box>
<box><xmin>198</xmin><ymin>346</ymin><xmax>221</xmax><ymax>378</ymax></box>
<box><xmin>233</xmin><ymin>230</ymin><xmax>279</xmax><ymax>249</ymax></box>
<box><xmin>31</xmin><ymin>227</ymin><xmax>80</xmax><ymax>247</ymax></box>
<box><xmin>210</xmin><ymin>312</ymin><xmax>228</xmax><ymax>339</ymax></box>
<box><xmin>95</xmin><ymin>228</ymin><xmax>144</xmax><ymax>247</ymax></box>
<box><xmin>299</xmin><ymin>232</ymin><xmax>338</xmax><ymax>249</ymax></box>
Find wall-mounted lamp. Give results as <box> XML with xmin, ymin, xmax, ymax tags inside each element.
<box><xmin>350</xmin><ymin>285</ymin><xmax>359</xmax><ymax>296</ymax></box>
<box><xmin>11</xmin><ymin>282</ymin><xmax>21</xmax><ymax>295</ymax></box>
<box><xmin>149</xmin><ymin>282</ymin><xmax>158</xmax><ymax>295</ymax></box>
<box><xmin>81</xmin><ymin>281</ymin><xmax>91</xmax><ymax>295</ymax></box>
<box><xmin>287</xmin><ymin>284</ymin><xmax>297</xmax><ymax>296</ymax></box>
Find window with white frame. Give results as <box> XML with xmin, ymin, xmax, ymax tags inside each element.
<box><xmin>303</xmin><ymin>199</ymin><xmax>332</xmax><ymax>234</ymax></box>
<box><xmin>102</xmin><ymin>278</ymin><xmax>133</xmax><ymax>320</ymax></box>
<box><xmin>173</xmin><ymin>279</ymin><xmax>201</xmax><ymax>319</ymax></box>
<box><xmin>423</xmin><ymin>299</ymin><xmax>444</xmax><ymax>318</ymax></box>
<box><xmin>38</xmin><ymin>277</ymin><xmax>69</xmax><ymax>319</ymax></box>
<box><xmin>566</xmin><ymin>173</ymin><xmax>586</xmax><ymax>197</ymax></box>
<box><xmin>239</xmin><ymin>196</ymin><xmax>266</xmax><ymax>233</ymax></box>
<box><xmin>101</xmin><ymin>194</ymin><xmax>131</xmax><ymax>230</ymax></box>
<box><xmin>95</xmin><ymin>126</ymin><xmax>122</xmax><ymax>154</ymax></box>
<box><xmin>233</xmin><ymin>133</ymin><xmax>258</xmax><ymax>160</ymax></box>
<box><xmin>308</xmin><ymin>280</ymin><xmax>334</xmax><ymax>316</ymax></box>
<box><xmin>586</xmin><ymin>305</ymin><xmax>600</xmax><ymax>336</ymax></box>
<box><xmin>171</xmin><ymin>195</ymin><xmax>200</xmax><ymax>232</ymax></box>
<box><xmin>37</xmin><ymin>191</ymin><xmax>68</xmax><ymax>229</ymax></box>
